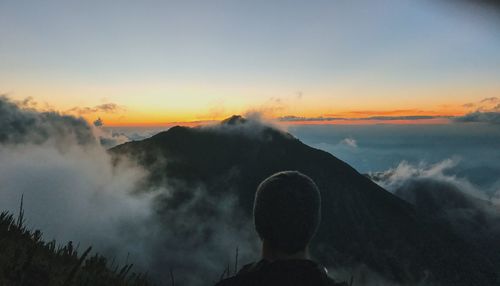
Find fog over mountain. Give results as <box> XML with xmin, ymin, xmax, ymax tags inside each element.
<box><xmin>111</xmin><ymin>115</ymin><xmax>500</xmax><ymax>285</ymax></box>
<box><xmin>1</xmin><ymin>96</ymin><xmax>500</xmax><ymax>285</ymax></box>
<box><xmin>290</xmin><ymin>124</ymin><xmax>500</xmax><ymax>190</ymax></box>
<box><xmin>369</xmin><ymin>159</ymin><xmax>500</xmax><ymax>274</ymax></box>
<box><xmin>0</xmin><ymin>97</ymin><xmax>256</xmax><ymax>285</ymax></box>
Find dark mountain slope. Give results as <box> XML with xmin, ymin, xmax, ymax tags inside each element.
<box><xmin>394</xmin><ymin>179</ymin><xmax>500</xmax><ymax>275</ymax></box>
<box><xmin>111</xmin><ymin>116</ymin><xmax>498</xmax><ymax>285</ymax></box>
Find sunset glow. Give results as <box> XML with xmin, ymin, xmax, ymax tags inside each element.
<box><xmin>1</xmin><ymin>0</ymin><xmax>499</xmax><ymax>126</ymax></box>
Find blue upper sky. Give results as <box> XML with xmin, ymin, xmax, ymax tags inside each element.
<box><xmin>1</xmin><ymin>0</ymin><xmax>499</xmax><ymax>123</ymax></box>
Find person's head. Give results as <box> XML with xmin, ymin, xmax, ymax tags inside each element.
<box><xmin>253</xmin><ymin>171</ymin><xmax>321</xmax><ymax>255</ymax></box>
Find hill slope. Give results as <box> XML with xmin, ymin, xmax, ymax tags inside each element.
<box><xmin>111</xmin><ymin>116</ymin><xmax>499</xmax><ymax>285</ymax></box>
<box><xmin>0</xmin><ymin>211</ymin><xmax>152</xmax><ymax>286</ymax></box>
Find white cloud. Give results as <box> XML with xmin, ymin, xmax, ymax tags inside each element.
<box><xmin>341</xmin><ymin>137</ymin><xmax>358</xmax><ymax>148</ymax></box>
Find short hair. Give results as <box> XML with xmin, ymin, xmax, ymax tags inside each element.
<box><xmin>253</xmin><ymin>171</ymin><xmax>321</xmax><ymax>254</ymax></box>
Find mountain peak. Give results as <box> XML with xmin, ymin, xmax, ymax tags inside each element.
<box><xmin>110</xmin><ymin>117</ymin><xmax>499</xmax><ymax>285</ymax></box>
<box><xmin>220</xmin><ymin>115</ymin><xmax>247</xmax><ymax>126</ymax></box>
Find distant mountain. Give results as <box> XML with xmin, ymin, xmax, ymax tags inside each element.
<box><xmin>111</xmin><ymin>116</ymin><xmax>499</xmax><ymax>286</ymax></box>
<box><xmin>393</xmin><ymin>178</ymin><xmax>500</xmax><ymax>279</ymax></box>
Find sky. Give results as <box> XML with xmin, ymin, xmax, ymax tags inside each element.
<box><xmin>291</xmin><ymin>124</ymin><xmax>500</xmax><ymax>184</ymax></box>
<box><xmin>1</xmin><ymin>0</ymin><xmax>500</xmax><ymax>126</ymax></box>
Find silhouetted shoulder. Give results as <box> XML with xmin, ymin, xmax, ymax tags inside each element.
<box><xmin>214</xmin><ymin>276</ymin><xmax>238</xmax><ymax>286</ymax></box>
<box><xmin>214</xmin><ymin>259</ymin><xmax>348</xmax><ymax>286</ymax></box>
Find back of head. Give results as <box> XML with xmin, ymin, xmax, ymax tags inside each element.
<box><xmin>253</xmin><ymin>171</ymin><xmax>321</xmax><ymax>255</ymax></box>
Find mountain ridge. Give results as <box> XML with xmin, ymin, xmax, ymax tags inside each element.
<box><xmin>110</xmin><ymin>116</ymin><xmax>499</xmax><ymax>285</ymax></box>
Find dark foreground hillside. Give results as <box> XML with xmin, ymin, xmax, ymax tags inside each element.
<box><xmin>111</xmin><ymin>116</ymin><xmax>499</xmax><ymax>286</ymax></box>
<box><xmin>0</xmin><ymin>210</ymin><xmax>152</xmax><ymax>286</ymax></box>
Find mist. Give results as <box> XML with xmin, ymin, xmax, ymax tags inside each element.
<box><xmin>371</xmin><ymin>158</ymin><xmax>500</xmax><ymax>204</ymax></box>
<box><xmin>368</xmin><ymin>158</ymin><xmax>500</xmax><ymax>279</ymax></box>
<box><xmin>3</xmin><ymin>95</ymin><xmax>500</xmax><ymax>285</ymax></box>
<box><xmin>0</xmin><ymin>96</ymin><xmax>258</xmax><ymax>285</ymax></box>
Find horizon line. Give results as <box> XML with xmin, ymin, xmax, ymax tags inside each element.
<box><xmin>102</xmin><ymin>116</ymin><xmax>455</xmax><ymax>127</ymax></box>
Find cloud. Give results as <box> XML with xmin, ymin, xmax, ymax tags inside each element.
<box><xmin>279</xmin><ymin>98</ymin><xmax>500</xmax><ymax>125</ymax></box>
<box><xmin>0</xmin><ymin>95</ymin><xmax>96</xmax><ymax>147</ymax></box>
<box><xmin>0</xmin><ymin>96</ymin><xmax>258</xmax><ymax>285</ymax></box>
<box><xmin>341</xmin><ymin>137</ymin><xmax>358</xmax><ymax>148</ymax></box>
<box><xmin>90</xmin><ymin>116</ymin><xmax>142</xmax><ymax>148</ymax></box>
<box><xmin>244</xmin><ymin>97</ymin><xmax>287</xmax><ymax>118</ymax></box>
<box><xmin>199</xmin><ymin>114</ymin><xmax>290</xmax><ymax>142</ymax></box>
<box><xmin>199</xmin><ymin>95</ymin><xmax>303</xmax><ymax>121</ymax></box>
<box><xmin>0</xmin><ymin>143</ymin><xmax>154</xmax><ymax>257</ymax></box>
<box><xmin>369</xmin><ymin>158</ymin><xmax>486</xmax><ymax>197</ymax></box>
<box><xmin>0</xmin><ymin>96</ymin><xmax>156</xmax><ymax>268</ymax></box>
<box><xmin>243</xmin><ymin>94</ymin><xmax>306</xmax><ymax>119</ymax></box>
<box><xmin>278</xmin><ymin>115</ymin><xmax>440</xmax><ymax>122</ymax></box>
<box><xmin>9</xmin><ymin>96</ymin><xmax>55</xmax><ymax>112</ymax></box>
<box><xmin>146</xmin><ymin>186</ymin><xmax>258</xmax><ymax>285</ymax></box>
<box><xmin>453</xmin><ymin>111</ymin><xmax>500</xmax><ymax>124</ymax></box>
<box><xmin>331</xmin><ymin>109</ymin><xmax>428</xmax><ymax>117</ymax></box>
<box><xmin>91</xmin><ymin>117</ymin><xmax>160</xmax><ymax>148</ymax></box>
<box><xmin>93</xmin><ymin>117</ymin><xmax>104</xmax><ymax>127</ymax></box>
<box><xmin>452</xmin><ymin>97</ymin><xmax>500</xmax><ymax>124</ymax></box>
<box><xmin>459</xmin><ymin>96</ymin><xmax>500</xmax><ymax>117</ymax></box>
<box><xmin>462</xmin><ymin>103</ymin><xmax>475</xmax><ymax>108</ymax></box>
<box><xmin>17</xmin><ymin>96</ymin><xmax>39</xmax><ymax>109</ymax></box>
<box><xmin>369</xmin><ymin>158</ymin><xmax>500</xmax><ymax>275</ymax></box>
<box><xmin>279</xmin><ymin>115</ymin><xmax>342</xmax><ymax>122</ymax></box>
<box><xmin>110</xmin><ymin>128</ymin><xmax>162</xmax><ymax>141</ymax></box>
<box><xmin>480</xmin><ymin>97</ymin><xmax>499</xmax><ymax>104</ymax></box>
<box><xmin>364</xmin><ymin>115</ymin><xmax>438</xmax><ymax>120</ymax></box>
<box><xmin>451</xmin><ymin>97</ymin><xmax>500</xmax><ymax>124</ymax></box>
<box><xmin>1</xmin><ymin>96</ymin><xmax>141</xmax><ymax>149</ymax></box>
<box><xmin>96</xmin><ymin>129</ymin><xmax>130</xmax><ymax>148</ymax></box>
<box><xmin>68</xmin><ymin>103</ymin><xmax>124</xmax><ymax>115</ymax></box>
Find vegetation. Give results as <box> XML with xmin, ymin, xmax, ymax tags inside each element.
<box><xmin>0</xmin><ymin>198</ymin><xmax>153</xmax><ymax>286</ymax></box>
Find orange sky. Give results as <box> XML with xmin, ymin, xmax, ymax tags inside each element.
<box><xmin>2</xmin><ymin>0</ymin><xmax>500</xmax><ymax>127</ymax></box>
<box><xmin>8</xmin><ymin>83</ymin><xmax>495</xmax><ymax>127</ymax></box>
<box><xmin>5</xmin><ymin>81</ymin><xmax>498</xmax><ymax>127</ymax></box>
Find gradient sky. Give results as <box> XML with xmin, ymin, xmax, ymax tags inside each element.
<box><xmin>1</xmin><ymin>0</ymin><xmax>499</xmax><ymax>125</ymax></box>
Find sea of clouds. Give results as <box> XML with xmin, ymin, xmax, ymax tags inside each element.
<box><xmin>2</xmin><ymin>95</ymin><xmax>500</xmax><ymax>285</ymax></box>
<box><xmin>0</xmin><ymin>96</ymin><xmax>257</xmax><ymax>285</ymax></box>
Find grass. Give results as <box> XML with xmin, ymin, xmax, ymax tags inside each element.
<box><xmin>0</xmin><ymin>197</ymin><xmax>153</xmax><ymax>286</ymax></box>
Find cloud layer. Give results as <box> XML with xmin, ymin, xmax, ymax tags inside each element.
<box><xmin>454</xmin><ymin>97</ymin><xmax>500</xmax><ymax>124</ymax></box>
<box><xmin>0</xmin><ymin>95</ymin><xmax>96</xmax><ymax>146</ymax></box>
<box><xmin>279</xmin><ymin>115</ymin><xmax>440</xmax><ymax>122</ymax></box>
<box><xmin>67</xmin><ymin>103</ymin><xmax>124</xmax><ymax>115</ymax></box>
<box><xmin>0</xmin><ymin>96</ymin><xmax>258</xmax><ymax>285</ymax></box>
<box><xmin>369</xmin><ymin>158</ymin><xmax>500</xmax><ymax>275</ymax></box>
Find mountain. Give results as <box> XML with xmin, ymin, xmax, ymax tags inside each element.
<box><xmin>394</xmin><ymin>179</ymin><xmax>500</xmax><ymax>277</ymax></box>
<box><xmin>110</xmin><ymin>116</ymin><xmax>499</xmax><ymax>285</ymax></box>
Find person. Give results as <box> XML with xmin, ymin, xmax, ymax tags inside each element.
<box><xmin>215</xmin><ymin>171</ymin><xmax>348</xmax><ymax>286</ymax></box>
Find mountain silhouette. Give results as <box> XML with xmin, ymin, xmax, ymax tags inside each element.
<box><xmin>110</xmin><ymin>116</ymin><xmax>499</xmax><ymax>285</ymax></box>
